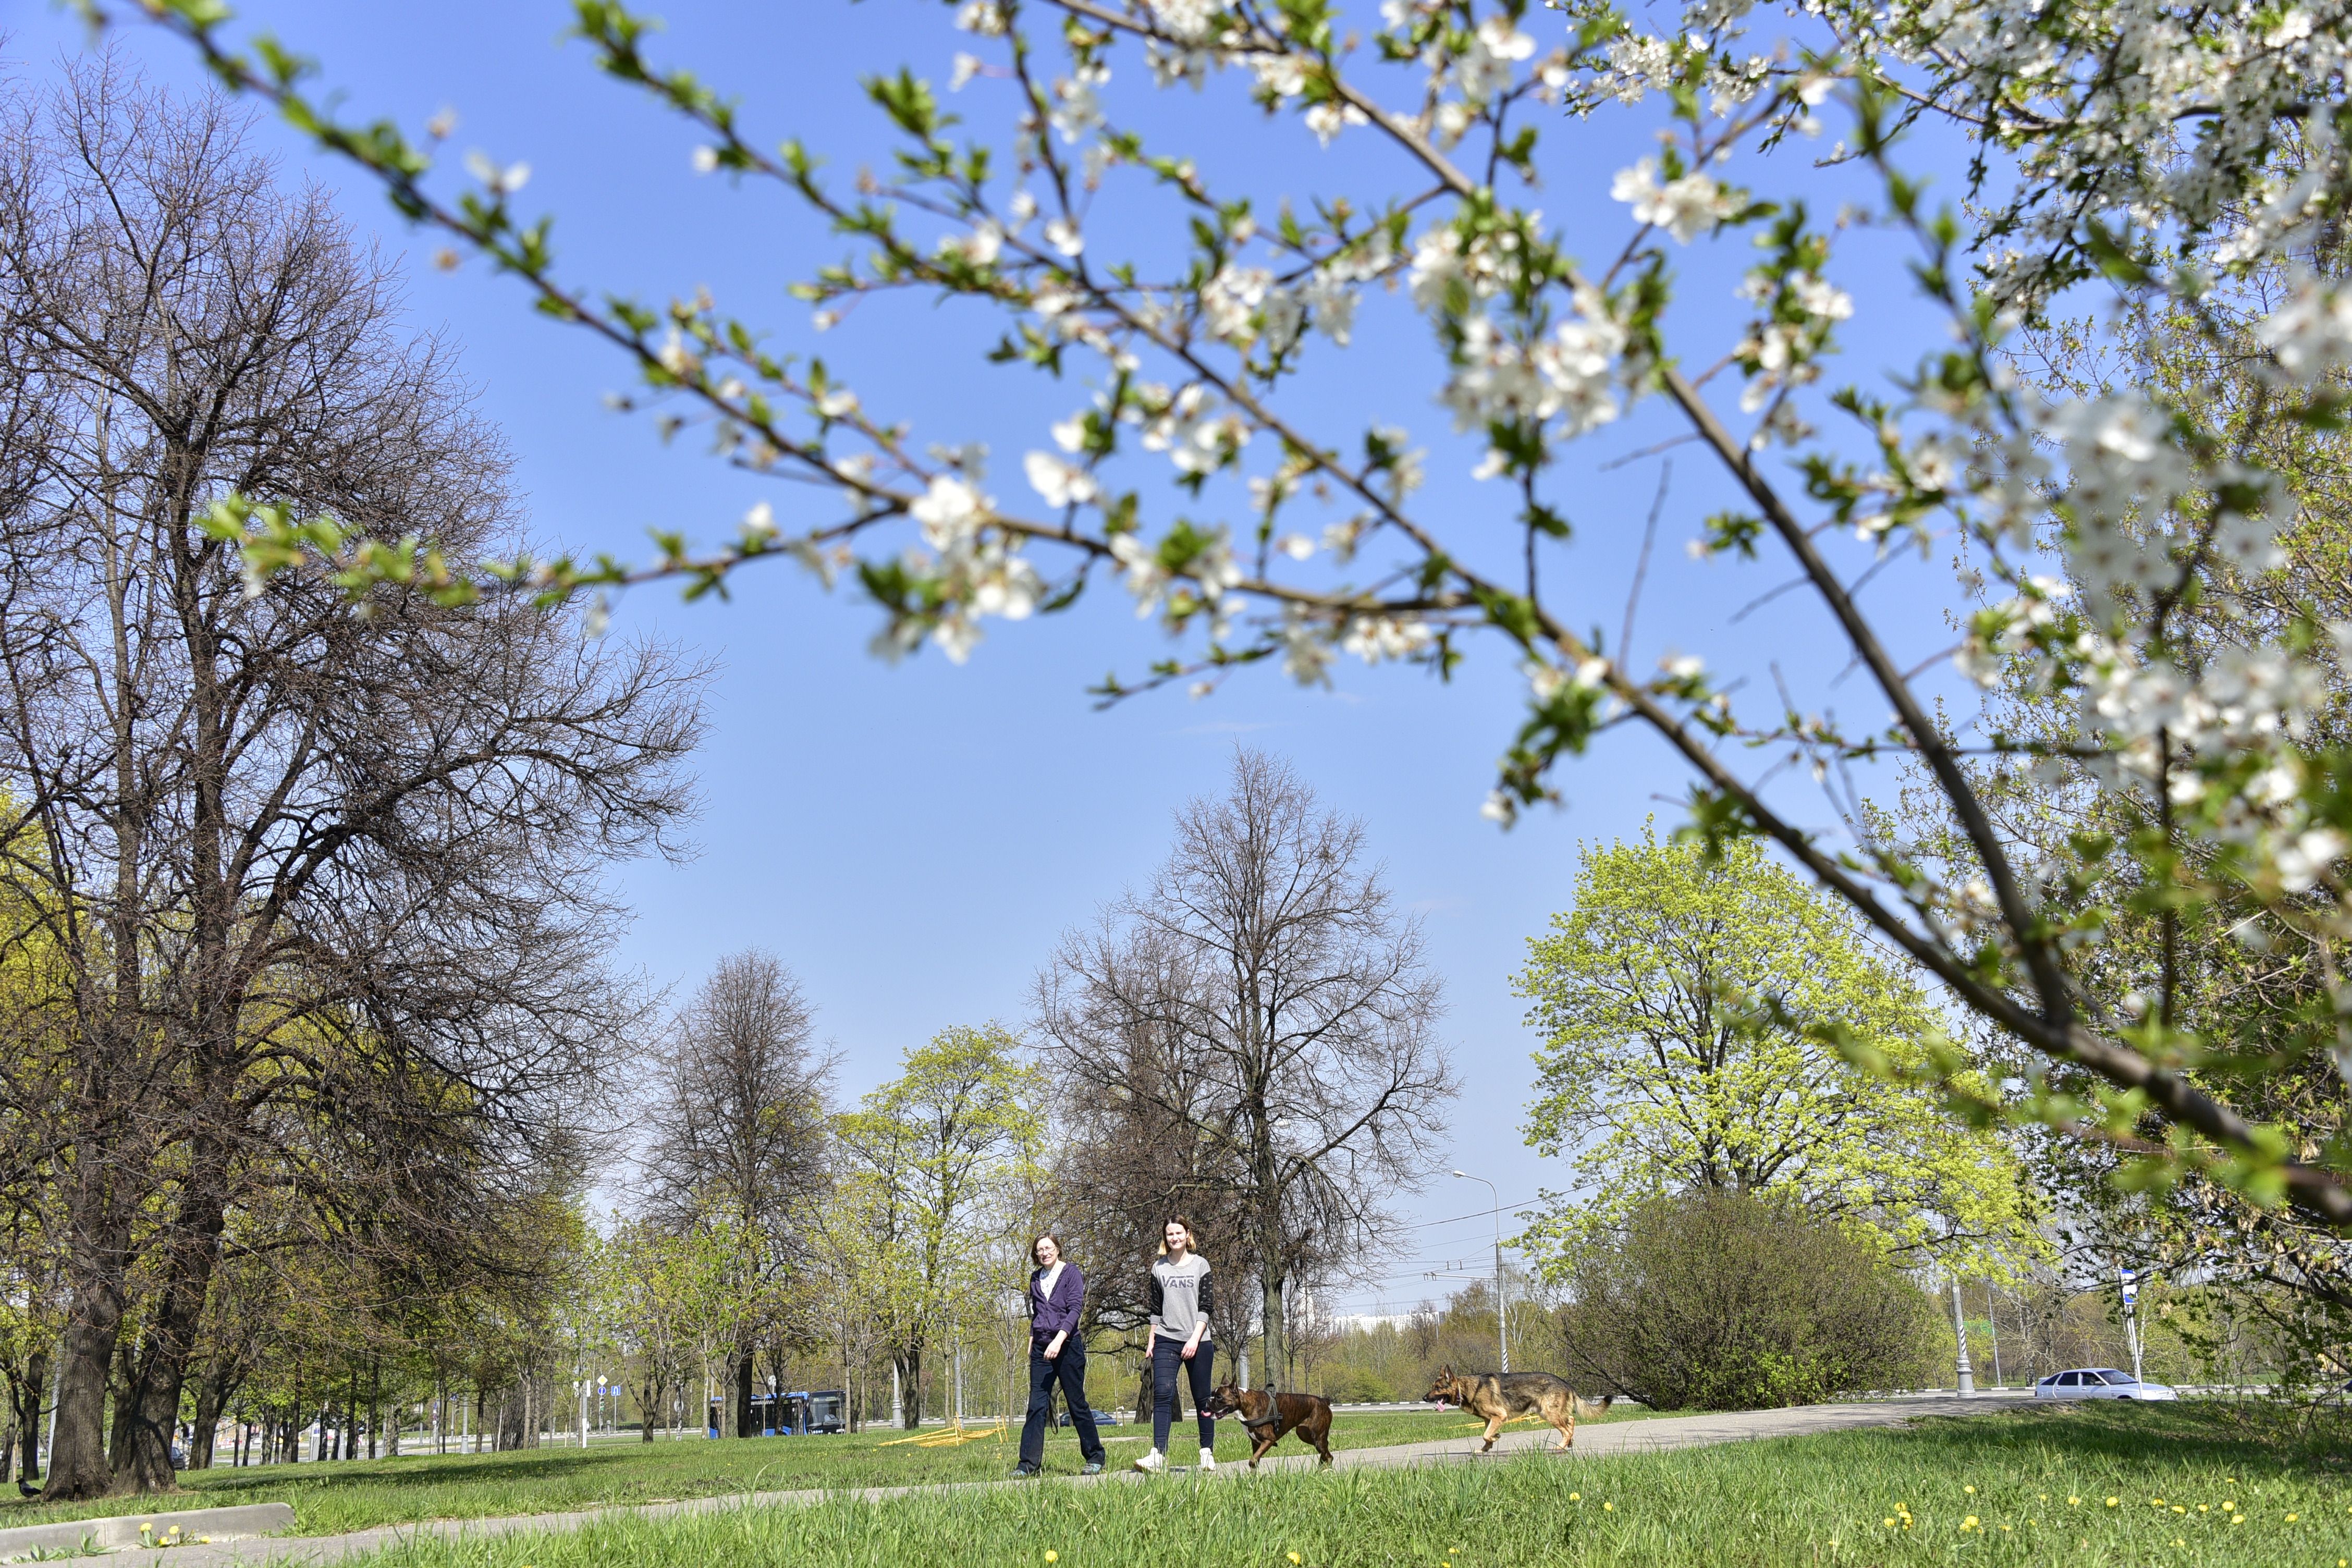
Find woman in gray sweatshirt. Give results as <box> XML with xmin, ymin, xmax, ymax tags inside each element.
<box><xmin>1133</xmin><ymin>1216</ymin><xmax>1217</xmax><ymax>1473</ymax></box>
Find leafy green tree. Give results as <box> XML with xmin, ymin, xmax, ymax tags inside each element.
<box><xmin>834</xmin><ymin>1025</ymin><xmax>1042</xmax><ymax>1428</ymax></box>
<box><xmin>1558</xmin><ymin>1190</ymin><xmax>1941</xmax><ymax>1411</ymax></box>
<box><xmin>1515</xmin><ymin>829</ymin><xmax>2041</xmax><ymax>1278</ymax></box>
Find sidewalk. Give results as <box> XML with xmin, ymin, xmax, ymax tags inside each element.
<box><xmin>40</xmin><ymin>1394</ymin><xmax>2028</xmax><ymax>1567</ymax></box>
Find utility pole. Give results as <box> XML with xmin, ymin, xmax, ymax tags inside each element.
<box><xmin>1453</xmin><ymin>1171</ymin><xmax>1508</xmax><ymax>1373</ymax></box>
<box><xmin>1951</xmin><ymin>1277</ymin><xmax>1976</xmax><ymax>1394</ymax></box>
<box><xmin>2120</xmin><ymin>1267</ymin><xmax>2143</xmax><ymax>1384</ymax></box>
<box><xmin>1984</xmin><ymin>1282</ymin><xmax>2004</xmax><ymax>1389</ymax></box>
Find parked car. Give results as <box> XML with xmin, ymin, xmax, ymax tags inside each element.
<box><xmin>1050</xmin><ymin>1406</ymin><xmax>1122</xmax><ymax>1428</ymax></box>
<box><xmin>2032</xmin><ymin>1368</ymin><xmax>2179</xmax><ymax>1401</ymax></box>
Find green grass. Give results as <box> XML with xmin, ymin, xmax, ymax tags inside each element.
<box><xmin>0</xmin><ymin>1404</ymin><xmax>1659</xmax><ymax>1536</ymax></box>
<box><xmin>345</xmin><ymin>1402</ymin><xmax>2352</xmax><ymax>1568</ymax></box>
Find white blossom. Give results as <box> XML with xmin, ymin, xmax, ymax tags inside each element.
<box><xmin>953</xmin><ymin>0</ymin><xmax>1008</xmax><ymax>33</ymax></box>
<box><xmin>910</xmin><ymin>474</ymin><xmax>991</xmax><ymax>550</ymax></box>
<box><xmin>2257</xmin><ymin>279</ymin><xmax>2352</xmax><ymax>380</ymax></box>
<box><xmin>2274</xmin><ymin>827</ymin><xmax>2346</xmax><ymax>893</ymax></box>
<box><xmin>1202</xmin><ymin>265</ymin><xmax>1273</xmax><ymax>343</ymax></box>
<box><xmin>1303</xmin><ymin>102</ymin><xmax>1370</xmax><ymax>145</ymax></box>
<box><xmin>1024</xmin><ymin>450</ymin><xmax>1099</xmax><ymax>507</ymax></box>
<box><xmin>1610</xmin><ymin>157</ymin><xmax>1738</xmax><ymax>242</ymax></box>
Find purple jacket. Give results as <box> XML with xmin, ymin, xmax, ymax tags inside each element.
<box><xmin>1028</xmin><ymin>1262</ymin><xmax>1085</xmax><ymax>1345</ymax></box>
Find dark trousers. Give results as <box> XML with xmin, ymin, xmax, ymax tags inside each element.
<box><xmin>1150</xmin><ymin>1336</ymin><xmax>1216</xmax><ymax>1453</ymax></box>
<box><xmin>1019</xmin><ymin>1340</ymin><xmax>1105</xmax><ymax>1467</ymax></box>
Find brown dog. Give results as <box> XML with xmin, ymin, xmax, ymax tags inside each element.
<box><xmin>1202</xmin><ymin>1382</ymin><xmax>1334</xmax><ymax>1468</ymax></box>
<box><xmin>1426</xmin><ymin>1365</ymin><xmax>1613</xmax><ymax>1453</ymax></box>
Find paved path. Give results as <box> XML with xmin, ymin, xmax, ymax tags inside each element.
<box><xmin>41</xmin><ymin>1393</ymin><xmax>2032</xmax><ymax>1567</ymax></box>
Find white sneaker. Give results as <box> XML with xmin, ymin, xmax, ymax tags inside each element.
<box><xmin>1199</xmin><ymin>1447</ymin><xmax>1217</xmax><ymax>1472</ymax></box>
<box><xmin>1133</xmin><ymin>1448</ymin><xmax>1165</xmax><ymax>1474</ymax></box>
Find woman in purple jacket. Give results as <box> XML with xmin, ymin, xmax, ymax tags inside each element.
<box><xmin>1014</xmin><ymin>1234</ymin><xmax>1107</xmax><ymax>1476</ymax></box>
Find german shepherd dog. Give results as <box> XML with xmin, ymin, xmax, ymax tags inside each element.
<box><xmin>1425</xmin><ymin>1365</ymin><xmax>1613</xmax><ymax>1453</ymax></box>
<box><xmin>1202</xmin><ymin>1383</ymin><xmax>1335</xmax><ymax>1468</ymax></box>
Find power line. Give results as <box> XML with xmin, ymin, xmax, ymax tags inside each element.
<box><xmin>1396</xmin><ymin>1194</ymin><xmax>1542</xmax><ymax>1231</ymax></box>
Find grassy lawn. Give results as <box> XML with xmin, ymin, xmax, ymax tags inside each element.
<box><xmin>346</xmin><ymin>1401</ymin><xmax>2351</xmax><ymax>1568</ymax></box>
<box><xmin>0</xmin><ymin>1404</ymin><xmax>1659</xmax><ymax>1536</ymax></box>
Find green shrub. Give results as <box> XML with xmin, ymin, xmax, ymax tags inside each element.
<box><xmin>1315</xmin><ymin>1366</ymin><xmax>1395</xmax><ymax>1403</ymax></box>
<box><xmin>1558</xmin><ymin>1190</ymin><xmax>1937</xmax><ymax>1410</ymax></box>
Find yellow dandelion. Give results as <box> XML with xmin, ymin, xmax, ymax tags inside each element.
<box><xmin>2198</xmin><ymin>1504</ymin><xmax>2209</xmax><ymax>1513</ymax></box>
<box><xmin>2172</xmin><ymin>1539</ymin><xmax>2185</xmax><ymax>1549</ymax></box>
<box><xmin>1962</xmin><ymin>1516</ymin><xmax>1979</xmax><ymax>1530</ymax></box>
<box><xmin>1568</xmin><ymin>1493</ymin><xmax>1580</xmax><ymax>1502</ymax></box>
<box><xmin>1882</xmin><ymin>1518</ymin><xmax>1897</xmax><ymax>1529</ymax></box>
<box><xmin>2106</xmin><ymin>1497</ymin><xmax>2120</xmax><ymax>1508</ymax></box>
<box><xmin>2286</xmin><ymin>1514</ymin><xmax>2299</xmax><ymax>1523</ymax></box>
<box><xmin>2171</xmin><ymin>1505</ymin><xmax>2186</xmax><ymax>1515</ymax></box>
<box><xmin>1601</xmin><ymin>1502</ymin><xmax>1613</xmax><ymax>1513</ymax></box>
<box><xmin>1288</xmin><ymin>1556</ymin><xmax>1300</xmax><ymax>1565</ymax></box>
<box><xmin>2231</xmin><ymin>1516</ymin><xmax>2244</xmax><ymax>1527</ymax></box>
<box><xmin>2068</xmin><ymin>1497</ymin><xmax>2080</xmax><ymax>1505</ymax></box>
<box><xmin>1964</xmin><ymin>1486</ymin><xmax>1976</xmax><ymax>1495</ymax></box>
<box><xmin>1046</xmin><ymin>1553</ymin><xmax>1059</xmax><ymax>1564</ymax></box>
<box><xmin>2223</xmin><ymin>1501</ymin><xmax>2235</xmax><ymax>1510</ymax></box>
<box><xmin>2000</xmin><ymin>1524</ymin><xmax>2012</xmax><ymax>1533</ymax></box>
<box><xmin>2037</xmin><ymin>1493</ymin><xmax>2048</xmax><ymax>1502</ymax></box>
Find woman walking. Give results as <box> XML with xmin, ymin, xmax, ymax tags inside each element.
<box><xmin>1015</xmin><ymin>1234</ymin><xmax>1106</xmax><ymax>1477</ymax></box>
<box><xmin>1133</xmin><ymin>1216</ymin><xmax>1216</xmax><ymax>1474</ymax></box>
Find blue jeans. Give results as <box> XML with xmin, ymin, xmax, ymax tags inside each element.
<box><xmin>1150</xmin><ymin>1336</ymin><xmax>1215</xmax><ymax>1453</ymax></box>
<box><xmin>1019</xmin><ymin>1340</ymin><xmax>1104</xmax><ymax>1467</ymax></box>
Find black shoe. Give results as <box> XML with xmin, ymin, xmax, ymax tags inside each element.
<box><xmin>1012</xmin><ymin>1463</ymin><xmax>1042</xmax><ymax>1478</ymax></box>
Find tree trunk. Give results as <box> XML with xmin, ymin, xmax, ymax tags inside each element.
<box><xmin>189</xmin><ymin>1365</ymin><xmax>237</xmax><ymax>1471</ymax></box>
<box><xmin>896</xmin><ymin>1346</ymin><xmax>926</xmax><ymax>1430</ymax></box>
<box><xmin>640</xmin><ymin>1371</ymin><xmax>658</xmax><ymax>1442</ymax></box>
<box><xmin>113</xmin><ymin>1191</ymin><xmax>226</xmax><ymax>1493</ymax></box>
<box><xmin>1260</xmin><ymin>1274</ymin><xmax>1288</xmax><ymax>1394</ymax></box>
<box><xmin>43</xmin><ymin>1263</ymin><xmax>128</xmax><ymax>1500</ymax></box>
<box><xmin>14</xmin><ymin>1346</ymin><xmax>47</xmax><ymax>1483</ymax></box>
<box><xmin>732</xmin><ymin>1349</ymin><xmax>754</xmax><ymax>1439</ymax></box>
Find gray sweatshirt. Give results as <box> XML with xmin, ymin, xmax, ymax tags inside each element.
<box><xmin>1148</xmin><ymin>1253</ymin><xmax>1214</xmax><ymax>1342</ymax></box>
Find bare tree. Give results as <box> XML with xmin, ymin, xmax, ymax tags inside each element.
<box><xmin>0</xmin><ymin>62</ymin><xmax>702</xmax><ymax>1497</ymax></box>
<box><xmin>1035</xmin><ymin>750</ymin><xmax>1456</xmax><ymax>1387</ymax></box>
<box><xmin>636</xmin><ymin>951</ymin><xmax>832</xmax><ymax>1438</ymax></box>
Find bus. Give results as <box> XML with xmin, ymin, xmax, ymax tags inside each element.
<box><xmin>705</xmin><ymin>1390</ymin><xmax>845</xmax><ymax>1437</ymax></box>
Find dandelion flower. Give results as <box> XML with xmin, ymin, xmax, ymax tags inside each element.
<box><xmin>2067</xmin><ymin>1497</ymin><xmax>2080</xmax><ymax>1505</ymax></box>
<box><xmin>2286</xmin><ymin>1514</ymin><xmax>2298</xmax><ymax>1522</ymax></box>
<box><xmin>1289</xmin><ymin>1556</ymin><xmax>1301</xmax><ymax>1565</ymax></box>
<box><xmin>1569</xmin><ymin>1493</ymin><xmax>1580</xmax><ymax>1502</ymax></box>
<box><xmin>1882</xmin><ymin>1518</ymin><xmax>1896</xmax><ymax>1529</ymax></box>
<box><xmin>1602</xmin><ymin>1502</ymin><xmax>1613</xmax><ymax>1512</ymax></box>
<box><xmin>1964</xmin><ymin>1486</ymin><xmax>1976</xmax><ymax>1494</ymax></box>
<box><xmin>2106</xmin><ymin>1498</ymin><xmax>2119</xmax><ymax>1507</ymax></box>
<box><xmin>1046</xmin><ymin>1554</ymin><xmax>1059</xmax><ymax>1563</ymax></box>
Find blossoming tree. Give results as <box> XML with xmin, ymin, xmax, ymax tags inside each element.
<box><xmin>103</xmin><ymin>0</ymin><xmax>2352</xmax><ymax>1247</ymax></box>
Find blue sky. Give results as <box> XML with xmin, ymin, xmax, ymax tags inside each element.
<box><xmin>14</xmin><ymin>1</ymin><xmax>1985</xmax><ymax>1313</ymax></box>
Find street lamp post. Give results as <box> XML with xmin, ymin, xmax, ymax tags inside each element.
<box><xmin>1950</xmin><ymin>1278</ymin><xmax>1976</xmax><ymax>1395</ymax></box>
<box><xmin>1452</xmin><ymin>1171</ymin><xmax>1507</xmax><ymax>1374</ymax></box>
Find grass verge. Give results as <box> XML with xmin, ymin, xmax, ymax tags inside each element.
<box><xmin>349</xmin><ymin>1401</ymin><xmax>2352</xmax><ymax>1568</ymax></box>
<box><xmin>0</xmin><ymin>1405</ymin><xmax>1660</xmax><ymax>1535</ymax></box>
